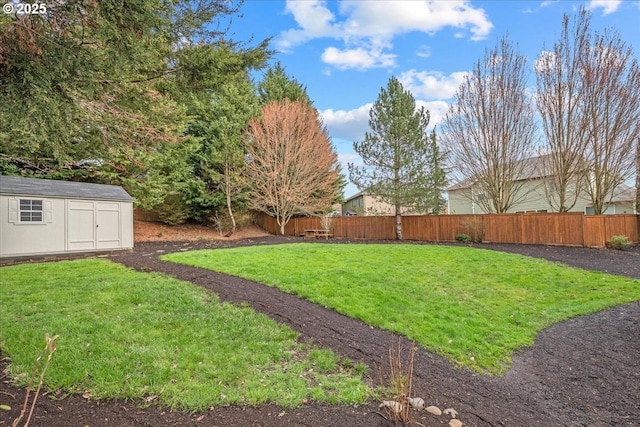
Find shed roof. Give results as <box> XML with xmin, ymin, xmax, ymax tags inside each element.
<box><xmin>0</xmin><ymin>176</ymin><xmax>133</xmax><ymax>202</ymax></box>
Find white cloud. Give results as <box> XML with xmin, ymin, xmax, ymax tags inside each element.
<box><xmin>338</xmin><ymin>152</ymin><xmax>363</xmax><ymax>168</ymax></box>
<box><xmin>524</xmin><ymin>1</ymin><xmax>559</xmax><ymax>14</ymax></box>
<box><xmin>321</xmin><ymin>98</ymin><xmax>450</xmax><ymax>143</ymax></box>
<box><xmin>276</xmin><ymin>0</ymin><xmax>494</xmax><ymax>70</ymax></box>
<box><xmin>534</xmin><ymin>50</ymin><xmax>557</xmax><ymax>74</ymax></box>
<box><xmin>277</xmin><ymin>0</ymin><xmax>339</xmax><ymax>51</ymax></box>
<box><xmin>399</xmin><ymin>70</ymin><xmax>468</xmax><ymax>100</ymax></box>
<box><xmin>322</xmin><ymin>42</ymin><xmax>397</xmax><ymax>70</ymax></box>
<box><xmin>416</xmin><ymin>100</ymin><xmax>450</xmax><ymax>128</ymax></box>
<box><xmin>587</xmin><ymin>0</ymin><xmax>622</xmax><ymax>15</ymax></box>
<box><xmin>416</xmin><ymin>45</ymin><xmax>432</xmax><ymax>59</ymax></box>
<box><xmin>336</xmin><ymin>0</ymin><xmax>493</xmax><ymax>41</ymax></box>
<box><xmin>321</xmin><ymin>104</ymin><xmax>372</xmax><ymax>141</ymax></box>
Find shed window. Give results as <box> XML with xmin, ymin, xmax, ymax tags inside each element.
<box><xmin>19</xmin><ymin>199</ymin><xmax>44</xmax><ymax>222</ymax></box>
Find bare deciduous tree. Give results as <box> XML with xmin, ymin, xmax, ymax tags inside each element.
<box><xmin>580</xmin><ymin>27</ymin><xmax>640</xmax><ymax>214</ymax></box>
<box><xmin>636</xmin><ymin>137</ymin><xmax>640</xmax><ymax>213</ymax></box>
<box><xmin>441</xmin><ymin>36</ymin><xmax>537</xmax><ymax>213</ymax></box>
<box><xmin>535</xmin><ymin>9</ymin><xmax>591</xmax><ymax>212</ymax></box>
<box><xmin>245</xmin><ymin>100</ymin><xmax>341</xmax><ymax>235</ymax></box>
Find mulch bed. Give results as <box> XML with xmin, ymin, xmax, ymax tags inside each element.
<box><xmin>2</xmin><ymin>237</ymin><xmax>639</xmax><ymax>427</ymax></box>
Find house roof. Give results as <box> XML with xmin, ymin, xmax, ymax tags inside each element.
<box><xmin>344</xmin><ymin>190</ymin><xmax>367</xmax><ymax>203</ymax></box>
<box><xmin>608</xmin><ymin>184</ymin><xmax>636</xmax><ymax>203</ymax></box>
<box><xmin>447</xmin><ymin>154</ymin><xmax>556</xmax><ymax>191</ymax></box>
<box><xmin>0</xmin><ymin>176</ymin><xmax>133</xmax><ymax>202</ymax></box>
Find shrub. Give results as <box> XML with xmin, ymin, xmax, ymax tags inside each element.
<box><xmin>318</xmin><ymin>212</ymin><xmax>334</xmax><ymax>232</ymax></box>
<box><xmin>455</xmin><ymin>233</ymin><xmax>472</xmax><ymax>243</ymax></box>
<box><xmin>606</xmin><ymin>235</ymin><xmax>631</xmax><ymax>250</ymax></box>
<box><xmin>155</xmin><ymin>193</ymin><xmax>190</xmax><ymax>225</ymax></box>
<box><xmin>461</xmin><ymin>217</ymin><xmax>486</xmax><ymax>243</ymax></box>
<box><xmin>377</xmin><ymin>340</ymin><xmax>416</xmax><ymax>425</ymax></box>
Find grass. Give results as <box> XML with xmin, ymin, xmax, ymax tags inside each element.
<box><xmin>0</xmin><ymin>259</ymin><xmax>371</xmax><ymax>411</ymax></box>
<box><xmin>163</xmin><ymin>243</ymin><xmax>640</xmax><ymax>374</ymax></box>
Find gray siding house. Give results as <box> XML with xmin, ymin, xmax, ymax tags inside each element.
<box><xmin>342</xmin><ymin>191</ymin><xmax>431</xmax><ymax>216</ymax></box>
<box><xmin>447</xmin><ymin>155</ymin><xmax>636</xmax><ymax>215</ymax></box>
<box><xmin>0</xmin><ymin>176</ymin><xmax>134</xmax><ymax>258</ymax></box>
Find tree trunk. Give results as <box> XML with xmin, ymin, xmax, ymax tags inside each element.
<box><xmin>395</xmin><ymin>206</ymin><xmax>403</xmax><ymax>240</ymax></box>
<box><xmin>279</xmin><ymin>220</ymin><xmax>286</xmax><ymax>235</ymax></box>
<box><xmin>636</xmin><ymin>138</ymin><xmax>640</xmax><ymax>214</ymax></box>
<box><xmin>224</xmin><ymin>163</ymin><xmax>236</xmax><ymax>237</ymax></box>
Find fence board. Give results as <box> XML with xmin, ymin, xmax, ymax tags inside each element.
<box><xmin>584</xmin><ymin>216</ymin><xmax>605</xmax><ymax>248</ymax></box>
<box><xmin>256</xmin><ymin>213</ymin><xmax>638</xmax><ymax>248</ymax></box>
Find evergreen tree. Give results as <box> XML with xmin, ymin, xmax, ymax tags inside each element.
<box><xmin>194</xmin><ymin>76</ymin><xmax>260</xmax><ymax>233</ymax></box>
<box><xmin>417</xmin><ymin>129</ymin><xmax>448</xmax><ymax>214</ymax></box>
<box><xmin>348</xmin><ymin>77</ymin><xmax>445</xmax><ymax>240</ymax></box>
<box><xmin>0</xmin><ymin>1</ymin><xmax>270</xmax><ymax>213</ymax></box>
<box><xmin>257</xmin><ymin>63</ymin><xmax>311</xmax><ymax>105</ymax></box>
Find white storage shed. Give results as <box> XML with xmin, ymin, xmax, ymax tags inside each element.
<box><xmin>0</xmin><ymin>176</ymin><xmax>134</xmax><ymax>258</ymax></box>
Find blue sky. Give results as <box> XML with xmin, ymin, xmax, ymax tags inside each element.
<box><xmin>229</xmin><ymin>1</ymin><xmax>640</xmax><ymax>198</ymax></box>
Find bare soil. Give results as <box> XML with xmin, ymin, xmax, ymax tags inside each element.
<box><xmin>2</xmin><ymin>221</ymin><xmax>639</xmax><ymax>427</ymax></box>
<box><xmin>133</xmin><ymin>219</ymin><xmax>272</xmax><ymax>242</ymax></box>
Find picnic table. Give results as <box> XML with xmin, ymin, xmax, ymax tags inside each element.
<box><xmin>301</xmin><ymin>229</ymin><xmax>333</xmax><ymax>240</ymax></box>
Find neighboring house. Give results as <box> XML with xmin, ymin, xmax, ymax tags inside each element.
<box><xmin>447</xmin><ymin>155</ymin><xmax>637</xmax><ymax>215</ymax></box>
<box><xmin>585</xmin><ymin>185</ymin><xmax>636</xmax><ymax>215</ymax></box>
<box><xmin>341</xmin><ymin>191</ymin><xmax>430</xmax><ymax>216</ymax></box>
<box><xmin>0</xmin><ymin>176</ymin><xmax>134</xmax><ymax>258</ymax></box>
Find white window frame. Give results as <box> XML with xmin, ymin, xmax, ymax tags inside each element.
<box><xmin>19</xmin><ymin>199</ymin><xmax>44</xmax><ymax>222</ymax></box>
<box><xmin>8</xmin><ymin>198</ymin><xmax>52</xmax><ymax>224</ymax></box>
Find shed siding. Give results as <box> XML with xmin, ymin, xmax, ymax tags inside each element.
<box><xmin>0</xmin><ymin>196</ymin><xmax>67</xmax><ymax>256</ymax></box>
<box><xmin>121</xmin><ymin>201</ymin><xmax>134</xmax><ymax>248</ymax></box>
<box><xmin>1</xmin><ymin>192</ymin><xmax>133</xmax><ymax>258</ymax></box>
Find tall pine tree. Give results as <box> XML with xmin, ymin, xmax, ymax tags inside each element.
<box><xmin>349</xmin><ymin>77</ymin><xmax>446</xmax><ymax>240</ymax></box>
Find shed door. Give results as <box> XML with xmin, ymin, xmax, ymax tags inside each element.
<box><xmin>96</xmin><ymin>202</ymin><xmax>121</xmax><ymax>249</ymax></box>
<box><xmin>67</xmin><ymin>200</ymin><xmax>96</xmax><ymax>251</ymax></box>
<box><xmin>67</xmin><ymin>201</ymin><xmax>122</xmax><ymax>251</ymax></box>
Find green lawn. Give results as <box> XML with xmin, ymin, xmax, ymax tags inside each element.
<box><xmin>0</xmin><ymin>259</ymin><xmax>370</xmax><ymax>410</ymax></box>
<box><xmin>163</xmin><ymin>243</ymin><xmax>640</xmax><ymax>374</ymax></box>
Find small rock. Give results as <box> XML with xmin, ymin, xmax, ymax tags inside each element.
<box><xmin>379</xmin><ymin>400</ymin><xmax>403</xmax><ymax>414</ymax></box>
<box><xmin>444</xmin><ymin>407</ymin><xmax>458</xmax><ymax>418</ymax></box>
<box><xmin>407</xmin><ymin>397</ymin><xmax>425</xmax><ymax>410</ymax></box>
<box><xmin>426</xmin><ymin>405</ymin><xmax>442</xmax><ymax>416</ymax></box>
<box><xmin>449</xmin><ymin>419</ymin><xmax>463</xmax><ymax>427</ymax></box>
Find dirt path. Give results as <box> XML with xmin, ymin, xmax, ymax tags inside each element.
<box><xmin>2</xmin><ymin>237</ymin><xmax>639</xmax><ymax>426</ymax></box>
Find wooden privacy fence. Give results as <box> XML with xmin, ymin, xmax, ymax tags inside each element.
<box><xmin>255</xmin><ymin>213</ymin><xmax>640</xmax><ymax>248</ymax></box>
